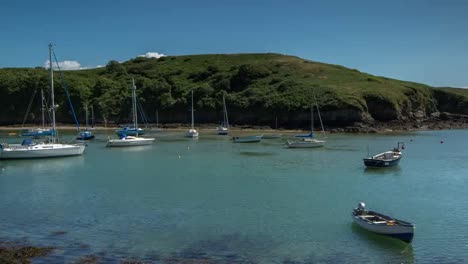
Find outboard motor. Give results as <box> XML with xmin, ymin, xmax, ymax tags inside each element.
<box><xmin>355</xmin><ymin>202</ymin><xmax>366</xmax><ymax>215</ymax></box>
<box><xmin>358</xmin><ymin>202</ymin><xmax>366</xmax><ymax>210</ymax></box>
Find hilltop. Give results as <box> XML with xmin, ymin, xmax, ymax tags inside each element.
<box><xmin>1</xmin><ymin>53</ymin><xmax>467</xmax><ymax>131</ymax></box>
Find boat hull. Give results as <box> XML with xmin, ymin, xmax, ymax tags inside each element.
<box><xmin>364</xmin><ymin>151</ymin><xmax>402</xmax><ymax>168</ymax></box>
<box><xmin>217</xmin><ymin>127</ymin><xmax>229</xmax><ymax>135</ymax></box>
<box><xmin>77</xmin><ymin>135</ymin><xmax>95</xmax><ymax>140</ymax></box>
<box><xmin>185</xmin><ymin>129</ymin><xmax>199</xmax><ymax>138</ymax></box>
<box><xmin>20</xmin><ymin>129</ymin><xmax>56</xmax><ymax>137</ymax></box>
<box><xmin>352</xmin><ymin>210</ymin><xmax>415</xmax><ymax>243</ymax></box>
<box><xmin>106</xmin><ymin>137</ymin><xmax>155</xmax><ymax>147</ymax></box>
<box><xmin>77</xmin><ymin>131</ymin><xmax>95</xmax><ymax>140</ymax></box>
<box><xmin>0</xmin><ymin>143</ymin><xmax>85</xmax><ymax>159</ymax></box>
<box><xmin>286</xmin><ymin>139</ymin><xmax>325</xmax><ymax>148</ymax></box>
<box><xmin>116</xmin><ymin>127</ymin><xmax>145</xmax><ymax>136</ymax></box>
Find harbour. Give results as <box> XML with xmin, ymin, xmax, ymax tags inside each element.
<box><xmin>1</xmin><ymin>129</ymin><xmax>467</xmax><ymax>263</ymax></box>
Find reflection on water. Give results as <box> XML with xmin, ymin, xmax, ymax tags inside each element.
<box><xmin>0</xmin><ymin>155</ymin><xmax>85</xmax><ymax>174</ymax></box>
<box><xmin>10</xmin><ymin>231</ymin><xmax>416</xmax><ymax>264</ymax></box>
<box><xmin>351</xmin><ymin>223</ymin><xmax>414</xmax><ymax>263</ymax></box>
<box><xmin>325</xmin><ymin>145</ymin><xmax>362</xmax><ymax>152</ymax></box>
<box><xmin>238</xmin><ymin>151</ymin><xmax>275</xmax><ymax>157</ymax></box>
<box><xmin>363</xmin><ymin>166</ymin><xmax>402</xmax><ymax>176</ymax></box>
<box><xmin>105</xmin><ymin>145</ymin><xmax>153</xmax><ymax>153</ymax></box>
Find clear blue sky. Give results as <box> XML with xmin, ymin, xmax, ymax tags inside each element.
<box><xmin>1</xmin><ymin>0</ymin><xmax>467</xmax><ymax>87</ymax></box>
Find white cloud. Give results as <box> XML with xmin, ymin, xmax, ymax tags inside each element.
<box><xmin>43</xmin><ymin>60</ymin><xmax>84</xmax><ymax>70</ymax></box>
<box><xmin>138</xmin><ymin>51</ymin><xmax>166</xmax><ymax>59</ymax></box>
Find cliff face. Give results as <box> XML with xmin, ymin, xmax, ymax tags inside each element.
<box><xmin>1</xmin><ymin>54</ymin><xmax>467</xmax><ymax>128</ymax></box>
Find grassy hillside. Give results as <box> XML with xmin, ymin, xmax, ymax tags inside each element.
<box><xmin>0</xmin><ymin>53</ymin><xmax>467</xmax><ymax>127</ymax></box>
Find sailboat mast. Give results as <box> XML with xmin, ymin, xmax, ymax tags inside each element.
<box><xmin>156</xmin><ymin>110</ymin><xmax>159</xmax><ymax>128</ymax></box>
<box><xmin>85</xmin><ymin>103</ymin><xmax>89</xmax><ymax>129</ymax></box>
<box><xmin>191</xmin><ymin>90</ymin><xmax>194</xmax><ymax>129</ymax></box>
<box><xmin>91</xmin><ymin>105</ymin><xmax>94</xmax><ymax>128</ymax></box>
<box><xmin>132</xmin><ymin>78</ymin><xmax>138</xmax><ymax>131</ymax></box>
<box><xmin>223</xmin><ymin>94</ymin><xmax>229</xmax><ymax>128</ymax></box>
<box><xmin>311</xmin><ymin>105</ymin><xmax>314</xmax><ymax>133</ymax></box>
<box><xmin>312</xmin><ymin>89</ymin><xmax>325</xmax><ymax>134</ymax></box>
<box><xmin>316</xmin><ymin>103</ymin><xmax>325</xmax><ymax>133</ymax></box>
<box><xmin>49</xmin><ymin>43</ymin><xmax>56</xmax><ymax>143</ymax></box>
<box><xmin>41</xmin><ymin>88</ymin><xmax>45</xmax><ymax>129</ymax></box>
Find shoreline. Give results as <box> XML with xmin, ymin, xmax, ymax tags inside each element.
<box><xmin>1</xmin><ymin>119</ymin><xmax>467</xmax><ymax>134</ymax></box>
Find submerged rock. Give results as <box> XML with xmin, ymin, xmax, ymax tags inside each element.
<box><xmin>0</xmin><ymin>243</ymin><xmax>53</xmax><ymax>264</ymax></box>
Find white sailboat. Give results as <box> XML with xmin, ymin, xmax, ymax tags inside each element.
<box><xmin>185</xmin><ymin>90</ymin><xmax>199</xmax><ymax>138</ymax></box>
<box><xmin>150</xmin><ymin>110</ymin><xmax>163</xmax><ymax>132</ymax></box>
<box><xmin>217</xmin><ymin>94</ymin><xmax>229</xmax><ymax>135</ymax></box>
<box><xmin>262</xmin><ymin>116</ymin><xmax>282</xmax><ymax>139</ymax></box>
<box><xmin>107</xmin><ymin>78</ymin><xmax>155</xmax><ymax>147</ymax></box>
<box><xmin>286</xmin><ymin>104</ymin><xmax>326</xmax><ymax>148</ymax></box>
<box><xmin>0</xmin><ymin>44</ymin><xmax>85</xmax><ymax>159</ymax></box>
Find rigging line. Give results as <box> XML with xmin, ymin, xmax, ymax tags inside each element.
<box><xmin>312</xmin><ymin>88</ymin><xmax>326</xmax><ymax>136</ymax></box>
<box><xmin>52</xmin><ymin>50</ymin><xmax>81</xmax><ymax>131</ymax></box>
<box><xmin>43</xmin><ymin>96</ymin><xmax>53</xmax><ymax>125</ymax></box>
<box><xmin>21</xmin><ymin>85</ymin><xmax>38</xmax><ymax>127</ymax></box>
<box><xmin>136</xmin><ymin>97</ymin><xmax>149</xmax><ymax>126</ymax></box>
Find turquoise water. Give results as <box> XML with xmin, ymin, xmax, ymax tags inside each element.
<box><xmin>1</xmin><ymin>130</ymin><xmax>467</xmax><ymax>263</ymax></box>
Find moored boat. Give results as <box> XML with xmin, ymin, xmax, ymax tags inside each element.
<box><xmin>77</xmin><ymin>130</ymin><xmax>95</xmax><ymax>140</ymax></box>
<box><xmin>19</xmin><ymin>88</ymin><xmax>55</xmax><ymax>138</ymax></box>
<box><xmin>216</xmin><ymin>94</ymin><xmax>230</xmax><ymax>135</ymax></box>
<box><xmin>185</xmin><ymin>90</ymin><xmax>199</xmax><ymax>138</ymax></box>
<box><xmin>1</xmin><ymin>139</ymin><xmax>84</xmax><ymax>159</ymax></box>
<box><xmin>286</xmin><ymin>137</ymin><xmax>325</xmax><ymax>148</ymax></box>
<box><xmin>352</xmin><ymin>202</ymin><xmax>415</xmax><ymax>243</ymax></box>
<box><xmin>363</xmin><ymin>142</ymin><xmax>404</xmax><ymax>168</ymax></box>
<box><xmin>106</xmin><ymin>135</ymin><xmax>154</xmax><ymax>147</ymax></box>
<box><xmin>287</xmin><ymin>101</ymin><xmax>326</xmax><ymax>148</ymax></box>
<box><xmin>77</xmin><ymin>103</ymin><xmax>95</xmax><ymax>140</ymax></box>
<box><xmin>116</xmin><ymin>126</ymin><xmax>145</xmax><ymax>136</ymax></box>
<box><xmin>0</xmin><ymin>44</ymin><xmax>86</xmax><ymax>159</ymax></box>
<box><xmin>20</xmin><ymin>128</ymin><xmax>56</xmax><ymax>137</ymax></box>
<box><xmin>106</xmin><ymin>78</ymin><xmax>155</xmax><ymax>147</ymax></box>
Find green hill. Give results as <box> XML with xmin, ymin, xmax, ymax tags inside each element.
<box><xmin>1</xmin><ymin>53</ymin><xmax>467</xmax><ymax>128</ymax></box>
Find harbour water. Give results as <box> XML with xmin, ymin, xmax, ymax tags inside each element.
<box><xmin>0</xmin><ymin>129</ymin><xmax>467</xmax><ymax>263</ymax></box>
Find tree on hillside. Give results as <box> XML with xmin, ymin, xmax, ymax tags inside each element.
<box><xmin>106</xmin><ymin>60</ymin><xmax>127</xmax><ymax>76</ymax></box>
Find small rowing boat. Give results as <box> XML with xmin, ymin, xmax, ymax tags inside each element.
<box><xmin>352</xmin><ymin>202</ymin><xmax>415</xmax><ymax>243</ymax></box>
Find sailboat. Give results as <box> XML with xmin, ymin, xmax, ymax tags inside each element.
<box><xmin>77</xmin><ymin>103</ymin><xmax>95</xmax><ymax>140</ymax></box>
<box><xmin>185</xmin><ymin>90</ymin><xmax>199</xmax><ymax>138</ymax></box>
<box><xmin>286</xmin><ymin>104</ymin><xmax>326</xmax><ymax>148</ymax></box>
<box><xmin>107</xmin><ymin>78</ymin><xmax>155</xmax><ymax>147</ymax></box>
<box><xmin>262</xmin><ymin>116</ymin><xmax>282</xmax><ymax>139</ymax></box>
<box><xmin>19</xmin><ymin>88</ymin><xmax>56</xmax><ymax>137</ymax></box>
<box><xmin>90</xmin><ymin>105</ymin><xmax>96</xmax><ymax>130</ymax></box>
<box><xmin>0</xmin><ymin>44</ymin><xmax>85</xmax><ymax>159</ymax></box>
<box><xmin>116</xmin><ymin>95</ymin><xmax>145</xmax><ymax>136</ymax></box>
<box><xmin>217</xmin><ymin>94</ymin><xmax>229</xmax><ymax>135</ymax></box>
<box><xmin>150</xmin><ymin>110</ymin><xmax>163</xmax><ymax>132</ymax></box>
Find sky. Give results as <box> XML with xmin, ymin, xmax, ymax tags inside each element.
<box><xmin>1</xmin><ymin>0</ymin><xmax>467</xmax><ymax>87</ymax></box>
